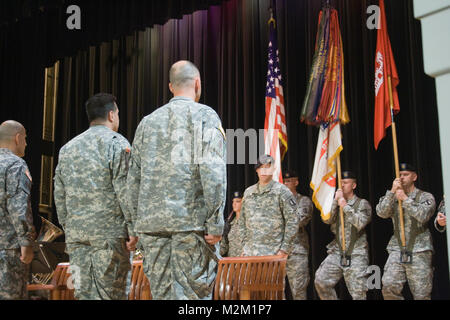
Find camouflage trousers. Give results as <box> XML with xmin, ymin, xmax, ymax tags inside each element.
<box><xmin>382</xmin><ymin>250</ymin><xmax>433</xmax><ymax>300</ymax></box>
<box><xmin>286</xmin><ymin>253</ymin><xmax>309</xmax><ymax>300</ymax></box>
<box><xmin>139</xmin><ymin>232</ymin><xmax>219</xmax><ymax>300</ymax></box>
<box><xmin>0</xmin><ymin>249</ymin><xmax>29</xmax><ymax>300</ymax></box>
<box><xmin>315</xmin><ymin>252</ymin><xmax>369</xmax><ymax>300</ymax></box>
<box><xmin>66</xmin><ymin>238</ymin><xmax>131</xmax><ymax>300</ymax></box>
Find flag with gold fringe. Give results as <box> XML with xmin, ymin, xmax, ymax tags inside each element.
<box><xmin>301</xmin><ymin>5</ymin><xmax>349</xmax><ymax>220</ymax></box>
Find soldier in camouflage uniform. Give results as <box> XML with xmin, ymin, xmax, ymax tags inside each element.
<box><xmin>435</xmin><ymin>198</ymin><xmax>446</xmax><ymax>233</ymax></box>
<box><xmin>376</xmin><ymin>163</ymin><xmax>435</xmax><ymax>300</ymax></box>
<box><xmin>282</xmin><ymin>170</ymin><xmax>313</xmax><ymax>300</ymax></box>
<box><xmin>240</xmin><ymin>155</ymin><xmax>298</xmax><ymax>259</ymax></box>
<box><xmin>315</xmin><ymin>171</ymin><xmax>372</xmax><ymax>300</ymax></box>
<box><xmin>54</xmin><ymin>93</ymin><xmax>135</xmax><ymax>300</ymax></box>
<box><xmin>220</xmin><ymin>191</ymin><xmax>245</xmax><ymax>257</ymax></box>
<box><xmin>127</xmin><ymin>61</ymin><xmax>227</xmax><ymax>300</ymax></box>
<box><xmin>0</xmin><ymin>121</ymin><xmax>35</xmax><ymax>300</ymax></box>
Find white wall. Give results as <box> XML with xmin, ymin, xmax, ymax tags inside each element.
<box><xmin>414</xmin><ymin>0</ymin><xmax>450</xmax><ymax>276</ymax></box>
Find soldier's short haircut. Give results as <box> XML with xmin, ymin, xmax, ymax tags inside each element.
<box><xmin>85</xmin><ymin>93</ymin><xmax>117</xmax><ymax>123</ymax></box>
<box><xmin>0</xmin><ymin>120</ymin><xmax>25</xmax><ymax>142</ymax></box>
<box><xmin>169</xmin><ymin>61</ymin><xmax>200</xmax><ymax>89</ymax></box>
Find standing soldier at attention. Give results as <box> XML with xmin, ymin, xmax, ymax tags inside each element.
<box><xmin>240</xmin><ymin>155</ymin><xmax>298</xmax><ymax>258</ymax></box>
<box><xmin>0</xmin><ymin>120</ymin><xmax>35</xmax><ymax>300</ymax></box>
<box><xmin>127</xmin><ymin>60</ymin><xmax>227</xmax><ymax>300</ymax></box>
<box><xmin>220</xmin><ymin>191</ymin><xmax>245</xmax><ymax>257</ymax></box>
<box><xmin>282</xmin><ymin>170</ymin><xmax>313</xmax><ymax>300</ymax></box>
<box><xmin>376</xmin><ymin>163</ymin><xmax>435</xmax><ymax>300</ymax></box>
<box><xmin>54</xmin><ymin>93</ymin><xmax>136</xmax><ymax>300</ymax></box>
<box><xmin>314</xmin><ymin>171</ymin><xmax>372</xmax><ymax>300</ymax></box>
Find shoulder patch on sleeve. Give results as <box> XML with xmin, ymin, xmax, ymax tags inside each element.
<box><xmin>289</xmin><ymin>197</ymin><xmax>297</xmax><ymax>207</ymax></box>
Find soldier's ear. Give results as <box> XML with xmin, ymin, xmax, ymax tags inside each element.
<box><xmin>14</xmin><ymin>133</ymin><xmax>20</xmax><ymax>146</ymax></box>
<box><xmin>412</xmin><ymin>173</ymin><xmax>418</xmax><ymax>182</ymax></box>
<box><xmin>169</xmin><ymin>82</ymin><xmax>174</xmax><ymax>94</ymax></box>
<box><xmin>107</xmin><ymin>110</ymin><xmax>115</xmax><ymax>123</ymax></box>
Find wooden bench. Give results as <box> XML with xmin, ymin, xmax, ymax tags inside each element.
<box><xmin>213</xmin><ymin>255</ymin><xmax>287</xmax><ymax>300</ymax></box>
<box><xmin>28</xmin><ymin>261</ymin><xmax>151</xmax><ymax>300</ymax></box>
<box><xmin>128</xmin><ymin>260</ymin><xmax>152</xmax><ymax>300</ymax></box>
<box><xmin>28</xmin><ymin>262</ymin><xmax>75</xmax><ymax>300</ymax></box>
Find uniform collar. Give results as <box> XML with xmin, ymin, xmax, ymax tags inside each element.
<box><xmin>90</xmin><ymin>124</ymin><xmax>109</xmax><ymax>130</ymax></box>
<box><xmin>347</xmin><ymin>194</ymin><xmax>357</xmax><ymax>206</ymax></box>
<box><xmin>257</xmin><ymin>180</ymin><xmax>276</xmax><ymax>194</ymax></box>
<box><xmin>407</xmin><ymin>187</ymin><xmax>418</xmax><ymax>198</ymax></box>
<box><xmin>169</xmin><ymin>96</ymin><xmax>194</xmax><ymax>103</ymax></box>
<box><xmin>0</xmin><ymin>148</ymin><xmax>14</xmax><ymax>156</ymax></box>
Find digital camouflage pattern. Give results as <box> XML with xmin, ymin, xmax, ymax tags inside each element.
<box><xmin>376</xmin><ymin>188</ymin><xmax>435</xmax><ymax>253</ymax></box>
<box><xmin>54</xmin><ymin>125</ymin><xmax>134</xmax><ymax>242</ymax></box>
<box><xmin>0</xmin><ymin>249</ymin><xmax>29</xmax><ymax>300</ymax></box>
<box><xmin>377</xmin><ymin>188</ymin><xmax>435</xmax><ymax>300</ymax></box>
<box><xmin>139</xmin><ymin>232</ymin><xmax>219</xmax><ymax>300</ymax></box>
<box><xmin>382</xmin><ymin>251</ymin><xmax>433</xmax><ymax>300</ymax></box>
<box><xmin>240</xmin><ymin>180</ymin><xmax>299</xmax><ymax>256</ymax></box>
<box><xmin>315</xmin><ymin>253</ymin><xmax>369</xmax><ymax>300</ymax></box>
<box><xmin>220</xmin><ymin>212</ymin><xmax>245</xmax><ymax>257</ymax></box>
<box><xmin>314</xmin><ymin>195</ymin><xmax>372</xmax><ymax>300</ymax></box>
<box><xmin>0</xmin><ymin>148</ymin><xmax>35</xmax><ymax>249</ymax></box>
<box><xmin>0</xmin><ymin>148</ymin><xmax>34</xmax><ymax>300</ymax></box>
<box><xmin>54</xmin><ymin>125</ymin><xmax>133</xmax><ymax>300</ymax></box>
<box><xmin>325</xmin><ymin>195</ymin><xmax>372</xmax><ymax>256</ymax></box>
<box><xmin>286</xmin><ymin>193</ymin><xmax>313</xmax><ymax>300</ymax></box>
<box><xmin>66</xmin><ymin>239</ymin><xmax>130</xmax><ymax>300</ymax></box>
<box><xmin>127</xmin><ymin>96</ymin><xmax>227</xmax><ymax>300</ymax></box>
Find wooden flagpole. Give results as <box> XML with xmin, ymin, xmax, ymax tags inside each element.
<box><xmin>388</xmin><ymin>75</ymin><xmax>406</xmax><ymax>248</ymax></box>
<box><xmin>337</xmin><ymin>155</ymin><xmax>346</xmax><ymax>252</ymax></box>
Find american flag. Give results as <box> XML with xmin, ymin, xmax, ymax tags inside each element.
<box><xmin>264</xmin><ymin>17</ymin><xmax>288</xmax><ymax>183</ymax></box>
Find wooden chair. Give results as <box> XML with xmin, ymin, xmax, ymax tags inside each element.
<box><xmin>27</xmin><ymin>262</ymin><xmax>75</xmax><ymax>300</ymax></box>
<box><xmin>128</xmin><ymin>260</ymin><xmax>152</xmax><ymax>300</ymax></box>
<box><xmin>213</xmin><ymin>255</ymin><xmax>287</xmax><ymax>300</ymax></box>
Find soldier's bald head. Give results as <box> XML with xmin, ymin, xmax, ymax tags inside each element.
<box><xmin>0</xmin><ymin>120</ymin><xmax>25</xmax><ymax>143</ymax></box>
<box><xmin>169</xmin><ymin>61</ymin><xmax>200</xmax><ymax>89</ymax></box>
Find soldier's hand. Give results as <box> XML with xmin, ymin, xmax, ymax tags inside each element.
<box><xmin>437</xmin><ymin>212</ymin><xmax>447</xmax><ymax>227</ymax></box>
<box><xmin>338</xmin><ymin>198</ymin><xmax>347</xmax><ymax>208</ymax></box>
<box><xmin>391</xmin><ymin>179</ymin><xmax>402</xmax><ymax>194</ymax></box>
<box><xmin>204</xmin><ymin>234</ymin><xmax>222</xmax><ymax>245</ymax></box>
<box><xmin>395</xmin><ymin>189</ymin><xmax>408</xmax><ymax>201</ymax></box>
<box><xmin>126</xmin><ymin>236</ymin><xmax>139</xmax><ymax>251</ymax></box>
<box><xmin>335</xmin><ymin>189</ymin><xmax>343</xmax><ymax>201</ymax></box>
<box><xmin>276</xmin><ymin>250</ymin><xmax>288</xmax><ymax>257</ymax></box>
<box><xmin>20</xmin><ymin>246</ymin><xmax>34</xmax><ymax>264</ymax></box>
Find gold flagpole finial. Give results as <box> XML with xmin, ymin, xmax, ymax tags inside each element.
<box><xmin>268</xmin><ymin>7</ymin><xmax>276</xmax><ymax>27</ymax></box>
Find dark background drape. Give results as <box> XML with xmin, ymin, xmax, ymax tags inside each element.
<box><xmin>1</xmin><ymin>0</ymin><xmax>448</xmax><ymax>299</ymax></box>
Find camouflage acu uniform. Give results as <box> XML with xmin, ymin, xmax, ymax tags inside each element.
<box><xmin>0</xmin><ymin>148</ymin><xmax>35</xmax><ymax>300</ymax></box>
<box><xmin>220</xmin><ymin>212</ymin><xmax>245</xmax><ymax>257</ymax></box>
<box><xmin>285</xmin><ymin>193</ymin><xmax>313</xmax><ymax>300</ymax></box>
<box><xmin>240</xmin><ymin>181</ymin><xmax>299</xmax><ymax>256</ymax></box>
<box><xmin>315</xmin><ymin>195</ymin><xmax>372</xmax><ymax>300</ymax></box>
<box><xmin>376</xmin><ymin>188</ymin><xmax>435</xmax><ymax>300</ymax></box>
<box><xmin>434</xmin><ymin>199</ymin><xmax>446</xmax><ymax>233</ymax></box>
<box><xmin>54</xmin><ymin>125</ymin><xmax>133</xmax><ymax>300</ymax></box>
<box><xmin>127</xmin><ymin>96</ymin><xmax>227</xmax><ymax>300</ymax></box>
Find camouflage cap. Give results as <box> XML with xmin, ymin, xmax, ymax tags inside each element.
<box><xmin>255</xmin><ymin>154</ymin><xmax>274</xmax><ymax>170</ymax></box>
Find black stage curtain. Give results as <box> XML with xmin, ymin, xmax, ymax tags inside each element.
<box><xmin>2</xmin><ymin>0</ymin><xmax>448</xmax><ymax>299</ymax></box>
<box><xmin>0</xmin><ymin>0</ymin><xmax>225</xmax><ymax>259</ymax></box>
